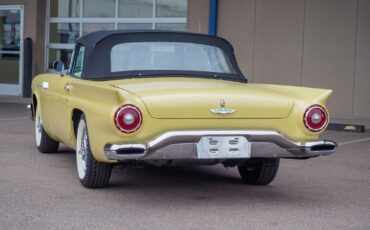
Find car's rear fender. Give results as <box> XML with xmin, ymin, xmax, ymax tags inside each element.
<box><xmin>66</xmin><ymin>81</ymin><xmax>150</xmax><ymax>160</ymax></box>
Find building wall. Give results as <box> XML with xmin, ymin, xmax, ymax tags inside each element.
<box><xmin>188</xmin><ymin>0</ymin><xmax>370</xmax><ymax>124</ymax></box>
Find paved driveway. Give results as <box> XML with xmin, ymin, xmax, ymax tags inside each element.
<box><xmin>0</xmin><ymin>102</ymin><xmax>369</xmax><ymax>230</ymax></box>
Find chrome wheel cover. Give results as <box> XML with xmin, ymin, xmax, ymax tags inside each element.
<box><xmin>76</xmin><ymin>119</ymin><xmax>88</xmax><ymax>179</ymax></box>
<box><xmin>35</xmin><ymin>107</ymin><xmax>42</xmax><ymax>147</ymax></box>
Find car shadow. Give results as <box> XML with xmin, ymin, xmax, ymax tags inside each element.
<box><xmin>53</xmin><ymin>145</ymin><xmax>321</xmax><ymax>207</ymax></box>
<box><xmin>103</xmin><ymin>165</ymin><xmax>319</xmax><ymax>207</ymax></box>
<box><xmin>55</xmin><ymin>145</ymin><xmax>75</xmax><ymax>154</ymax></box>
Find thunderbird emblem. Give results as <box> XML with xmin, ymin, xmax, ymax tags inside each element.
<box><xmin>210</xmin><ymin>99</ymin><xmax>236</xmax><ymax>115</ymax></box>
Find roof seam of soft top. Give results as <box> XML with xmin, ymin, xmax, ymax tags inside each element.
<box><xmin>76</xmin><ymin>29</ymin><xmax>232</xmax><ymax>49</ymax></box>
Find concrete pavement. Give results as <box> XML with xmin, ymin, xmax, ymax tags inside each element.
<box><xmin>0</xmin><ymin>102</ymin><xmax>369</xmax><ymax>230</ymax></box>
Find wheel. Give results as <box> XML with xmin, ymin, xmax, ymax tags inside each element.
<box><xmin>238</xmin><ymin>158</ymin><xmax>279</xmax><ymax>185</ymax></box>
<box><xmin>35</xmin><ymin>105</ymin><xmax>59</xmax><ymax>153</ymax></box>
<box><xmin>76</xmin><ymin>114</ymin><xmax>112</xmax><ymax>188</ymax></box>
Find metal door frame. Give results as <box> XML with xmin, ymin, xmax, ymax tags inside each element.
<box><xmin>0</xmin><ymin>5</ymin><xmax>24</xmax><ymax>96</ymax></box>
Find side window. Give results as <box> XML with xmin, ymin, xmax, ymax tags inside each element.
<box><xmin>72</xmin><ymin>46</ymin><xmax>85</xmax><ymax>78</ymax></box>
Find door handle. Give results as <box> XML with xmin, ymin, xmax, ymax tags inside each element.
<box><xmin>64</xmin><ymin>84</ymin><xmax>73</xmax><ymax>92</ymax></box>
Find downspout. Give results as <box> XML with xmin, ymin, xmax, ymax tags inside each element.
<box><xmin>209</xmin><ymin>0</ymin><xmax>218</xmax><ymax>36</ymax></box>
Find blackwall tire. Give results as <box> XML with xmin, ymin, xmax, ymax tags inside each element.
<box><xmin>76</xmin><ymin>114</ymin><xmax>112</xmax><ymax>188</ymax></box>
<box><xmin>238</xmin><ymin>158</ymin><xmax>279</xmax><ymax>185</ymax></box>
<box><xmin>35</xmin><ymin>105</ymin><xmax>59</xmax><ymax>153</ymax></box>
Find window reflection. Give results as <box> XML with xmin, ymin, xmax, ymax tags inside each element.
<box><xmin>0</xmin><ymin>10</ymin><xmax>21</xmax><ymax>51</ymax></box>
<box><xmin>48</xmin><ymin>49</ymin><xmax>73</xmax><ymax>69</ymax></box>
<box><xmin>118</xmin><ymin>0</ymin><xmax>153</xmax><ymax>18</ymax></box>
<box><xmin>156</xmin><ymin>0</ymin><xmax>187</xmax><ymax>18</ymax></box>
<box><xmin>50</xmin><ymin>0</ymin><xmax>80</xmax><ymax>18</ymax></box>
<box><xmin>83</xmin><ymin>23</ymin><xmax>114</xmax><ymax>35</ymax></box>
<box><xmin>110</xmin><ymin>42</ymin><xmax>236</xmax><ymax>74</ymax></box>
<box><xmin>83</xmin><ymin>0</ymin><xmax>115</xmax><ymax>17</ymax></box>
<box><xmin>49</xmin><ymin>23</ymin><xmax>80</xmax><ymax>43</ymax></box>
<box><xmin>0</xmin><ymin>9</ymin><xmax>20</xmax><ymax>85</ymax></box>
<box><xmin>118</xmin><ymin>23</ymin><xmax>152</xmax><ymax>30</ymax></box>
<box><xmin>155</xmin><ymin>23</ymin><xmax>186</xmax><ymax>31</ymax></box>
<box><xmin>47</xmin><ymin>0</ymin><xmax>188</xmax><ymax>70</ymax></box>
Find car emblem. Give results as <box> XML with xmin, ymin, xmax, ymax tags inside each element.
<box><xmin>220</xmin><ymin>99</ymin><xmax>226</xmax><ymax>108</ymax></box>
<box><xmin>210</xmin><ymin>99</ymin><xmax>236</xmax><ymax>115</ymax></box>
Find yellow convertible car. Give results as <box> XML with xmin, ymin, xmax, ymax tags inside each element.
<box><xmin>31</xmin><ymin>30</ymin><xmax>336</xmax><ymax>188</ymax></box>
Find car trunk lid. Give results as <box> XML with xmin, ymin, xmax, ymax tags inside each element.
<box><xmin>111</xmin><ymin>77</ymin><xmax>294</xmax><ymax>119</ymax></box>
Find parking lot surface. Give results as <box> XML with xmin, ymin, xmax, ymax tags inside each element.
<box><xmin>0</xmin><ymin>102</ymin><xmax>369</xmax><ymax>230</ymax></box>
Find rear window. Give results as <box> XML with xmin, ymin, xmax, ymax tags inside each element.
<box><xmin>110</xmin><ymin>42</ymin><xmax>236</xmax><ymax>74</ymax></box>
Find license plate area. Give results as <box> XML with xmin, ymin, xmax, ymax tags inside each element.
<box><xmin>197</xmin><ymin>136</ymin><xmax>251</xmax><ymax>159</ymax></box>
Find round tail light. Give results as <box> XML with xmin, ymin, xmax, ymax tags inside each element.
<box><xmin>303</xmin><ymin>105</ymin><xmax>328</xmax><ymax>132</ymax></box>
<box><xmin>114</xmin><ymin>104</ymin><xmax>142</xmax><ymax>133</ymax></box>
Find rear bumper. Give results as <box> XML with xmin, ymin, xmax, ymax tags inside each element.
<box><xmin>104</xmin><ymin>130</ymin><xmax>337</xmax><ymax>161</ymax></box>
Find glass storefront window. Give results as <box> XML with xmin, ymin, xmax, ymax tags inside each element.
<box><xmin>118</xmin><ymin>23</ymin><xmax>152</xmax><ymax>30</ymax></box>
<box><xmin>118</xmin><ymin>0</ymin><xmax>153</xmax><ymax>18</ymax></box>
<box><xmin>83</xmin><ymin>0</ymin><xmax>115</xmax><ymax>18</ymax></box>
<box><xmin>47</xmin><ymin>0</ymin><xmax>187</xmax><ymax>70</ymax></box>
<box><xmin>0</xmin><ymin>55</ymin><xmax>19</xmax><ymax>84</ymax></box>
<box><xmin>0</xmin><ymin>8</ymin><xmax>21</xmax><ymax>88</ymax></box>
<box><xmin>155</xmin><ymin>23</ymin><xmax>186</xmax><ymax>31</ymax></box>
<box><xmin>50</xmin><ymin>0</ymin><xmax>81</xmax><ymax>18</ymax></box>
<box><xmin>48</xmin><ymin>49</ymin><xmax>74</xmax><ymax>69</ymax></box>
<box><xmin>49</xmin><ymin>23</ymin><xmax>80</xmax><ymax>44</ymax></box>
<box><xmin>83</xmin><ymin>23</ymin><xmax>115</xmax><ymax>35</ymax></box>
<box><xmin>156</xmin><ymin>0</ymin><xmax>187</xmax><ymax>18</ymax></box>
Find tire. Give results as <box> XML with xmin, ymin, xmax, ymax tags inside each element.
<box><xmin>76</xmin><ymin>114</ymin><xmax>112</xmax><ymax>188</ymax></box>
<box><xmin>35</xmin><ymin>105</ymin><xmax>59</xmax><ymax>153</ymax></box>
<box><xmin>238</xmin><ymin>158</ymin><xmax>279</xmax><ymax>185</ymax></box>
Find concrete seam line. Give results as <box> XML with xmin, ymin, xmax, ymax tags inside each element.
<box><xmin>0</xmin><ymin>116</ymin><xmax>29</xmax><ymax>121</ymax></box>
<box><xmin>338</xmin><ymin>137</ymin><xmax>370</xmax><ymax>146</ymax></box>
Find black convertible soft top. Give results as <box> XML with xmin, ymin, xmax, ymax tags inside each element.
<box><xmin>74</xmin><ymin>30</ymin><xmax>246</xmax><ymax>81</ymax></box>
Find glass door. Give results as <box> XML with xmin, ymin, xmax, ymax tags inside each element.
<box><xmin>0</xmin><ymin>5</ymin><xmax>23</xmax><ymax>96</ymax></box>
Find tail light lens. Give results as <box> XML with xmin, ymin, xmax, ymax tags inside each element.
<box><xmin>303</xmin><ymin>105</ymin><xmax>328</xmax><ymax>132</ymax></box>
<box><xmin>114</xmin><ymin>104</ymin><xmax>142</xmax><ymax>133</ymax></box>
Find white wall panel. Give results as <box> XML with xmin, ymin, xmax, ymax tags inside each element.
<box><xmin>302</xmin><ymin>0</ymin><xmax>357</xmax><ymax>118</ymax></box>
<box><xmin>353</xmin><ymin>0</ymin><xmax>370</xmax><ymax>118</ymax></box>
<box><xmin>218</xmin><ymin>0</ymin><xmax>256</xmax><ymax>80</ymax></box>
<box><xmin>253</xmin><ymin>0</ymin><xmax>304</xmax><ymax>85</ymax></box>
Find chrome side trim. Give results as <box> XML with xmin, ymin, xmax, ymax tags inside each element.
<box><xmin>104</xmin><ymin>130</ymin><xmax>337</xmax><ymax>161</ymax></box>
<box><xmin>210</xmin><ymin>108</ymin><xmax>236</xmax><ymax>115</ymax></box>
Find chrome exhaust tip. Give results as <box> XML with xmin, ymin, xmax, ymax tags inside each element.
<box><xmin>104</xmin><ymin>144</ymin><xmax>147</xmax><ymax>160</ymax></box>
<box><xmin>308</xmin><ymin>140</ymin><xmax>337</xmax><ymax>154</ymax></box>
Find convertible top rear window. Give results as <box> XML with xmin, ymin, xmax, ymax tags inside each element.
<box><xmin>75</xmin><ymin>30</ymin><xmax>246</xmax><ymax>81</ymax></box>
<box><xmin>110</xmin><ymin>42</ymin><xmax>236</xmax><ymax>74</ymax></box>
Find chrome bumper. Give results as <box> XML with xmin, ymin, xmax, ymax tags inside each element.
<box><xmin>104</xmin><ymin>130</ymin><xmax>337</xmax><ymax>161</ymax></box>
